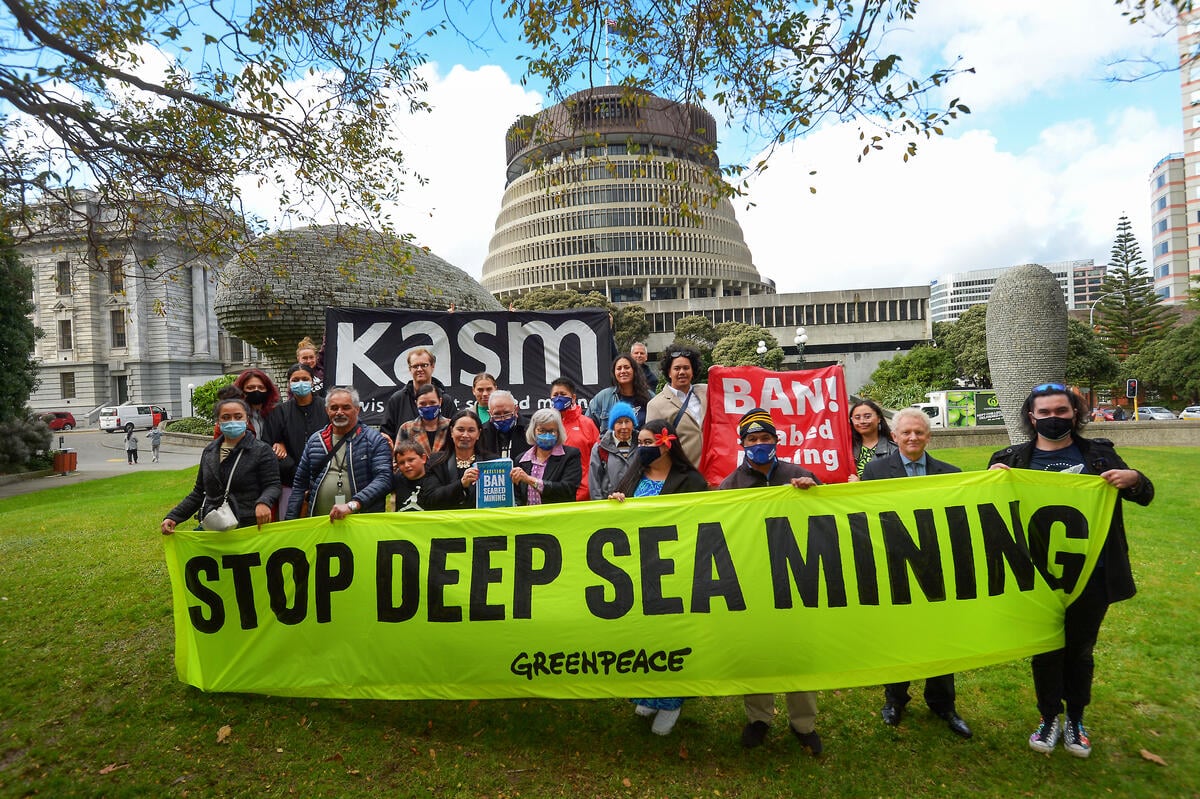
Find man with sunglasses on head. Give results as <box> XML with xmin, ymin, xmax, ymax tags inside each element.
<box><xmin>380</xmin><ymin>348</ymin><xmax>458</xmax><ymax>446</ymax></box>
<box><xmin>989</xmin><ymin>382</ymin><xmax>1153</xmax><ymax>759</ymax></box>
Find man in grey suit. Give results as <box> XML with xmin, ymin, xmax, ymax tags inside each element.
<box><xmin>861</xmin><ymin>407</ymin><xmax>973</xmax><ymax>740</ymax></box>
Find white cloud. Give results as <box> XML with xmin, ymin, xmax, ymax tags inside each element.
<box><xmin>737</xmin><ymin>104</ymin><xmax>1178</xmax><ymax>294</ymax></box>
<box><xmin>903</xmin><ymin>0</ymin><xmax>1177</xmax><ymax>110</ymax></box>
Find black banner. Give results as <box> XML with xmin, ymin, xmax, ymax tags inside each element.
<box><xmin>324</xmin><ymin>308</ymin><xmax>614</xmax><ymax>424</ymax></box>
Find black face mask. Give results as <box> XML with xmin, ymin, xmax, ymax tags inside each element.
<box><xmin>1034</xmin><ymin>416</ymin><xmax>1074</xmax><ymax>441</ymax></box>
<box><xmin>637</xmin><ymin>445</ymin><xmax>661</xmax><ymax>468</ymax></box>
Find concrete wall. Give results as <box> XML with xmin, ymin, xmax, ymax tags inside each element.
<box><xmin>931</xmin><ymin>420</ymin><xmax>1200</xmax><ymax>450</ymax></box>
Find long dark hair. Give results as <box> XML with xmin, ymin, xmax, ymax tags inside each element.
<box><xmin>612</xmin><ymin>352</ymin><xmax>652</xmax><ymax>406</ymax></box>
<box><xmin>1019</xmin><ymin>384</ymin><xmax>1088</xmax><ymax>438</ymax></box>
<box><xmin>431</xmin><ymin>410</ymin><xmax>497</xmax><ymax>466</ymax></box>
<box><xmin>849</xmin><ymin>399</ymin><xmax>891</xmax><ymax>448</ymax></box>
<box><xmin>614</xmin><ymin>418</ymin><xmax>698</xmax><ymax>497</ymax></box>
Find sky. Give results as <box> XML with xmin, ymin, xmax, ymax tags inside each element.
<box><xmin>316</xmin><ymin>0</ymin><xmax>1184</xmax><ymax>297</ymax></box>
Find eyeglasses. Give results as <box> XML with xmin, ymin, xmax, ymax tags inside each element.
<box><xmin>1032</xmin><ymin>382</ymin><xmax>1067</xmax><ymax>393</ymax></box>
<box><xmin>491</xmin><ymin>412</ymin><xmax>517</xmax><ymax>422</ymax></box>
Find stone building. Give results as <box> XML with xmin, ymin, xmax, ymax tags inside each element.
<box><xmin>21</xmin><ymin>194</ymin><xmax>259</xmax><ymax>421</ymax></box>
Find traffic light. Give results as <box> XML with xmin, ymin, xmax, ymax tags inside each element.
<box><xmin>1126</xmin><ymin>378</ymin><xmax>1138</xmax><ymax>399</ymax></box>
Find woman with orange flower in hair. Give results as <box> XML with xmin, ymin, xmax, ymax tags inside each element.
<box><xmin>608</xmin><ymin>418</ymin><xmax>707</xmax><ymax>735</ymax></box>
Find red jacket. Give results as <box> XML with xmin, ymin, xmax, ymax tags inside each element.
<box><xmin>560</xmin><ymin>405</ymin><xmax>599</xmax><ymax>501</ymax></box>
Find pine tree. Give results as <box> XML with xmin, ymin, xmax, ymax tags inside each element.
<box><xmin>1095</xmin><ymin>215</ymin><xmax>1173</xmax><ymax>359</ymax></box>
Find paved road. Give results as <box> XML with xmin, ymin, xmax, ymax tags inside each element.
<box><xmin>0</xmin><ymin>429</ymin><xmax>205</xmax><ymax>500</ymax></box>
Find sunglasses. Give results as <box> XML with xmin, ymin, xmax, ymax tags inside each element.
<box><xmin>1032</xmin><ymin>382</ymin><xmax>1067</xmax><ymax>393</ymax></box>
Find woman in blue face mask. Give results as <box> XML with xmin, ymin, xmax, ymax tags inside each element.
<box><xmin>511</xmin><ymin>408</ymin><xmax>582</xmax><ymax>505</ymax></box>
<box><xmin>161</xmin><ymin>397</ymin><xmax>281</xmax><ymax>534</ymax></box>
<box><xmin>606</xmin><ymin>418</ymin><xmax>708</xmax><ymax>735</ymax></box>
<box><xmin>396</xmin><ymin>383</ymin><xmax>452</xmax><ymax>462</ymax></box>
<box><xmin>262</xmin><ymin>363</ymin><xmax>327</xmax><ymax>514</ymax></box>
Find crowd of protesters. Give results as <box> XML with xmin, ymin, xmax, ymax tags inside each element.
<box><xmin>160</xmin><ymin>338</ymin><xmax>1152</xmax><ymax>758</ymax></box>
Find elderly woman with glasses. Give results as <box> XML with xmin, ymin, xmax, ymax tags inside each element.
<box><xmin>989</xmin><ymin>382</ymin><xmax>1153</xmax><ymax>759</ymax></box>
<box><xmin>510</xmin><ymin>408</ymin><xmax>582</xmax><ymax>505</ymax></box>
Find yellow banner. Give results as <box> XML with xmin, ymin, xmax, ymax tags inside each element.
<box><xmin>163</xmin><ymin>469</ymin><xmax>1117</xmax><ymax>699</ymax></box>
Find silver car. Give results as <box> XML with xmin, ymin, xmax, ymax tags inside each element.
<box><xmin>1134</xmin><ymin>406</ymin><xmax>1176</xmax><ymax>421</ymax></box>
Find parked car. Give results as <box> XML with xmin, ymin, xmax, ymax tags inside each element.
<box><xmin>99</xmin><ymin>403</ymin><xmax>166</xmax><ymax>433</ymax></box>
<box><xmin>39</xmin><ymin>411</ymin><xmax>77</xmax><ymax>431</ymax></box>
<box><xmin>1133</xmin><ymin>406</ymin><xmax>1177</xmax><ymax>421</ymax></box>
<box><xmin>1180</xmin><ymin>406</ymin><xmax>1200</xmax><ymax>419</ymax></box>
<box><xmin>1092</xmin><ymin>406</ymin><xmax>1126</xmax><ymax>422</ymax></box>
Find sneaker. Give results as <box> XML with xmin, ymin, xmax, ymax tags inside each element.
<box><xmin>651</xmin><ymin>707</ymin><xmax>681</xmax><ymax>735</ymax></box>
<box><xmin>741</xmin><ymin>720</ymin><xmax>769</xmax><ymax>748</ymax></box>
<box><xmin>1063</xmin><ymin>718</ymin><xmax>1091</xmax><ymax>758</ymax></box>
<box><xmin>633</xmin><ymin>703</ymin><xmax>657</xmax><ymax>717</ymax></box>
<box><xmin>1029</xmin><ymin>716</ymin><xmax>1060</xmax><ymax>753</ymax></box>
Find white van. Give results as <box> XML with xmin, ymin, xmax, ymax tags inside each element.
<box><xmin>99</xmin><ymin>403</ymin><xmax>168</xmax><ymax>433</ymax></box>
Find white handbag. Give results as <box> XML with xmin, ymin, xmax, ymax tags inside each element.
<box><xmin>201</xmin><ymin>451</ymin><xmax>243</xmax><ymax>532</ymax></box>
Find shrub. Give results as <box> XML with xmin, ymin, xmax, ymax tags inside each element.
<box><xmin>0</xmin><ymin>415</ymin><xmax>52</xmax><ymax>474</ymax></box>
<box><xmin>166</xmin><ymin>417</ymin><xmax>216</xmax><ymax>435</ymax></box>
<box><xmin>191</xmin><ymin>375</ymin><xmax>237</xmax><ymax>422</ymax></box>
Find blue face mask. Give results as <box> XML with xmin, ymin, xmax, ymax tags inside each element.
<box><xmin>536</xmin><ymin>432</ymin><xmax>558</xmax><ymax>450</ymax></box>
<box><xmin>637</xmin><ymin>445</ymin><xmax>662</xmax><ymax>468</ymax></box>
<box><xmin>290</xmin><ymin>380</ymin><xmax>313</xmax><ymax>397</ymax></box>
<box><xmin>744</xmin><ymin>442</ymin><xmax>776</xmax><ymax>465</ymax></box>
<box><xmin>551</xmin><ymin>395</ymin><xmax>572</xmax><ymax>412</ymax></box>
<box><xmin>493</xmin><ymin>415</ymin><xmax>516</xmax><ymax>433</ymax></box>
<box><xmin>418</xmin><ymin>405</ymin><xmax>440</xmax><ymax>422</ymax></box>
<box><xmin>220</xmin><ymin>420</ymin><xmax>248</xmax><ymax>439</ymax></box>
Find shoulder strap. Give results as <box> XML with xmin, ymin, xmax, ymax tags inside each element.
<box><xmin>672</xmin><ymin>388</ymin><xmax>694</xmax><ymax>429</ymax></box>
<box><xmin>222</xmin><ymin>450</ymin><xmax>244</xmax><ymax>501</ymax></box>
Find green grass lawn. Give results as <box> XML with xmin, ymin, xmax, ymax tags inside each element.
<box><xmin>0</xmin><ymin>446</ymin><xmax>1197</xmax><ymax>798</ymax></box>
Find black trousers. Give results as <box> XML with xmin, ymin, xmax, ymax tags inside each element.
<box><xmin>884</xmin><ymin>674</ymin><xmax>956</xmax><ymax>716</ymax></box>
<box><xmin>1031</xmin><ymin>566</ymin><xmax>1110</xmax><ymax>721</ymax></box>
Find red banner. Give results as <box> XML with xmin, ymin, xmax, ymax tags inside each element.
<box><xmin>699</xmin><ymin>365</ymin><xmax>856</xmax><ymax>486</ymax></box>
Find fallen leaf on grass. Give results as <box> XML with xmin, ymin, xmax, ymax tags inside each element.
<box><xmin>98</xmin><ymin>763</ymin><xmax>130</xmax><ymax>775</ymax></box>
<box><xmin>1140</xmin><ymin>748</ymin><xmax>1167</xmax><ymax>766</ymax></box>
<box><xmin>678</xmin><ymin>743</ymin><xmax>689</xmax><ymax>759</ymax></box>
<box><xmin>347</xmin><ymin>768</ymin><xmax>361</xmax><ymax>775</ymax></box>
<box><xmin>216</xmin><ymin>725</ymin><xmax>232</xmax><ymax>744</ymax></box>
<box><xmin>324</xmin><ymin>752</ymin><xmax>344</xmax><ymax>763</ymax></box>
<box><xmin>621</xmin><ymin>777</ymin><xmax>631</xmax><ymax>787</ymax></box>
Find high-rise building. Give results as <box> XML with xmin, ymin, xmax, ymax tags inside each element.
<box><xmin>929</xmin><ymin>260</ymin><xmax>1104</xmax><ymax>323</ymax></box>
<box><xmin>1169</xmin><ymin>9</ymin><xmax>1200</xmax><ymax>301</ymax></box>
<box><xmin>1149</xmin><ymin>153</ymin><xmax>1189</xmax><ymax>301</ymax></box>
<box><xmin>481</xmin><ymin>87</ymin><xmax>774</xmax><ymax>303</ymax></box>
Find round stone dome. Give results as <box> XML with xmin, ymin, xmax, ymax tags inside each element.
<box><xmin>215</xmin><ymin>224</ymin><xmax>501</xmax><ymax>370</ymax></box>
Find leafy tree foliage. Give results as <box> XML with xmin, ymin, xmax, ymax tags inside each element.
<box><xmin>710</xmin><ymin>325</ymin><xmax>785</xmax><ymax>369</ymax></box>
<box><xmin>191</xmin><ymin>375</ymin><xmax>237</xmax><ymax>423</ymax></box>
<box><xmin>940</xmin><ymin>304</ymin><xmax>990</xmax><ymax>387</ymax></box>
<box><xmin>1095</xmin><ymin>215</ymin><xmax>1173</xmax><ymax>358</ymax></box>
<box><xmin>0</xmin><ymin>232</ymin><xmax>39</xmax><ymax>421</ymax></box>
<box><xmin>1</xmin><ymin>0</ymin><xmax>436</xmax><ymax>279</ymax></box>
<box><xmin>1125</xmin><ymin>317</ymin><xmax>1200</xmax><ymax>404</ymax></box>
<box><xmin>2</xmin><ymin>0</ymin><xmax>974</xmax><ymax>282</ymax></box>
<box><xmin>1065</xmin><ymin>318</ymin><xmax>1120</xmax><ymax>399</ymax></box>
<box><xmin>508</xmin><ymin>287</ymin><xmax>648</xmax><ymax>353</ymax></box>
<box><xmin>858</xmin><ymin>345</ymin><xmax>957</xmax><ymax>408</ymax></box>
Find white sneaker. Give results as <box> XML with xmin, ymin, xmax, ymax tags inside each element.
<box><xmin>651</xmin><ymin>707</ymin><xmax>681</xmax><ymax>735</ymax></box>
<box><xmin>634</xmin><ymin>703</ymin><xmax>656</xmax><ymax>717</ymax></box>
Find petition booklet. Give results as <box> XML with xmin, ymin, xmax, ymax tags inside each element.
<box><xmin>476</xmin><ymin>458</ymin><xmax>515</xmax><ymax>508</ymax></box>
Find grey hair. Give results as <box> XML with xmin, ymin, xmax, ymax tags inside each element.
<box><xmin>489</xmin><ymin>389</ymin><xmax>516</xmax><ymax>409</ymax></box>
<box><xmin>892</xmin><ymin>407</ymin><xmax>932</xmax><ymax>433</ymax></box>
<box><xmin>326</xmin><ymin>385</ymin><xmax>361</xmax><ymax>407</ymax></box>
<box><xmin>526</xmin><ymin>408</ymin><xmax>567</xmax><ymax>446</ymax></box>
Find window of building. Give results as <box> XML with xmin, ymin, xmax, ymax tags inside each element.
<box><xmin>111</xmin><ymin>309</ymin><xmax>127</xmax><ymax>348</ymax></box>
<box><xmin>58</xmin><ymin>319</ymin><xmax>73</xmax><ymax>350</ymax></box>
<box><xmin>60</xmin><ymin>372</ymin><xmax>76</xmax><ymax>399</ymax></box>
<box><xmin>56</xmin><ymin>261</ymin><xmax>71</xmax><ymax>295</ymax></box>
<box><xmin>1158</xmin><ymin>241</ymin><xmax>1170</xmax><ymax>256</ymax></box>
<box><xmin>1155</xmin><ymin>263</ymin><xmax>1170</xmax><ymax>279</ymax></box>
<box><xmin>1157</xmin><ymin>218</ymin><xmax>1169</xmax><ymax>234</ymax></box>
<box><xmin>108</xmin><ymin>259</ymin><xmax>124</xmax><ymax>293</ymax></box>
<box><xmin>1157</xmin><ymin>173</ymin><xmax>1167</xmax><ymax>188</ymax></box>
<box><xmin>230</xmin><ymin>337</ymin><xmax>245</xmax><ymax>363</ymax></box>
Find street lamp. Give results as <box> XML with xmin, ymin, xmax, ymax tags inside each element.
<box><xmin>1088</xmin><ymin>291</ymin><xmax>1125</xmax><ymax>330</ymax></box>
<box><xmin>187</xmin><ymin>383</ymin><xmax>195</xmax><ymax>418</ymax></box>
<box><xmin>793</xmin><ymin>327</ymin><xmax>808</xmax><ymax>367</ymax></box>
<box><xmin>756</xmin><ymin>340</ymin><xmax>767</xmax><ymax>366</ymax></box>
